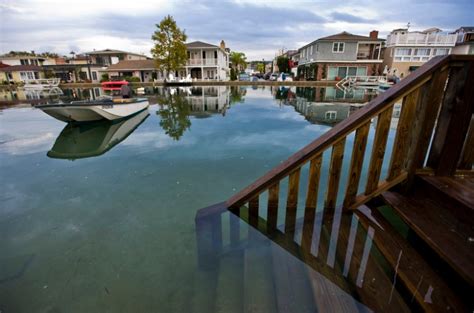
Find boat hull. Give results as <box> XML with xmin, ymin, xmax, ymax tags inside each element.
<box><xmin>38</xmin><ymin>98</ymin><xmax>149</xmax><ymax>122</ymax></box>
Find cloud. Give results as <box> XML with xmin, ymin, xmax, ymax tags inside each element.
<box><xmin>330</xmin><ymin>12</ymin><xmax>375</xmax><ymax>24</ymax></box>
<box><xmin>0</xmin><ymin>0</ymin><xmax>472</xmax><ymax>60</ymax></box>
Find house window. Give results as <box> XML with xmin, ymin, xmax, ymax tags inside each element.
<box><xmin>316</xmin><ymin>44</ymin><xmax>319</xmax><ymax>52</ymax></box>
<box><xmin>325</xmin><ymin>111</ymin><xmax>337</xmax><ymax>120</ymax></box>
<box><xmin>434</xmin><ymin>48</ymin><xmax>449</xmax><ymax>55</ymax></box>
<box><xmin>415</xmin><ymin>48</ymin><xmax>430</xmax><ymax>56</ymax></box>
<box><xmin>92</xmin><ymin>71</ymin><xmax>98</xmax><ymax>80</ymax></box>
<box><xmin>214</xmin><ymin>51</ymin><xmax>217</xmax><ymax>58</ymax></box>
<box><xmin>20</xmin><ymin>71</ymin><xmax>35</xmax><ymax>80</ymax></box>
<box><xmin>394</xmin><ymin>48</ymin><xmax>412</xmax><ymax>56</ymax></box>
<box><xmin>203</xmin><ymin>51</ymin><xmax>206</xmax><ymax>59</ymax></box>
<box><xmin>332</xmin><ymin>42</ymin><xmax>345</xmax><ymax>53</ymax></box>
<box><xmin>20</xmin><ymin>59</ymin><xmax>28</xmax><ymax>65</ymax></box>
<box><xmin>31</xmin><ymin>59</ymin><xmax>38</xmax><ymax>66</ymax></box>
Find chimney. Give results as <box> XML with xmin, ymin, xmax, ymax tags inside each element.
<box><xmin>369</xmin><ymin>30</ymin><xmax>379</xmax><ymax>39</ymax></box>
<box><xmin>220</xmin><ymin>40</ymin><xmax>226</xmax><ymax>50</ymax></box>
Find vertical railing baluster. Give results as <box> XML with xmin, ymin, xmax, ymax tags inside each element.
<box><xmin>267</xmin><ymin>182</ymin><xmax>280</xmax><ymax>231</ymax></box>
<box><xmin>325</xmin><ymin>139</ymin><xmax>346</xmax><ymax>210</ymax></box>
<box><xmin>249</xmin><ymin>195</ymin><xmax>259</xmax><ymax>228</ymax></box>
<box><xmin>285</xmin><ymin>168</ymin><xmax>301</xmax><ymax>236</ymax></box>
<box><xmin>365</xmin><ymin>106</ymin><xmax>394</xmax><ymax>194</ymax></box>
<box><xmin>302</xmin><ymin>154</ymin><xmax>322</xmax><ymax>251</ymax></box>
<box><xmin>343</xmin><ymin>122</ymin><xmax>370</xmax><ymax>208</ymax></box>
<box><xmin>387</xmin><ymin>90</ymin><xmax>420</xmax><ymax>180</ymax></box>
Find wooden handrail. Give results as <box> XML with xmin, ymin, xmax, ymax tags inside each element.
<box><xmin>227</xmin><ymin>55</ymin><xmax>453</xmax><ymax>208</ymax></box>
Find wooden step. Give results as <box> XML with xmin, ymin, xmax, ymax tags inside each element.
<box><xmin>418</xmin><ymin>175</ymin><xmax>474</xmax><ymax>209</ymax></box>
<box><xmin>243</xmin><ymin>243</ymin><xmax>277</xmax><ymax>313</ymax></box>
<box><xmin>271</xmin><ymin>243</ymin><xmax>316</xmax><ymax>313</ymax></box>
<box><xmin>356</xmin><ymin>204</ymin><xmax>469</xmax><ymax>312</ymax></box>
<box><xmin>214</xmin><ymin>251</ymin><xmax>244</xmax><ymax>313</ymax></box>
<box><xmin>381</xmin><ymin>190</ymin><xmax>474</xmax><ymax>286</ymax></box>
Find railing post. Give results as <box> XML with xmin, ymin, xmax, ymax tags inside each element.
<box><xmin>404</xmin><ymin>66</ymin><xmax>450</xmax><ymax>187</ymax></box>
<box><xmin>427</xmin><ymin>60</ymin><xmax>474</xmax><ymax>175</ymax></box>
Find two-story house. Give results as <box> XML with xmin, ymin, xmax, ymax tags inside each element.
<box><xmin>184</xmin><ymin>40</ymin><xmax>229</xmax><ymax>80</ymax></box>
<box><xmin>298</xmin><ymin>31</ymin><xmax>384</xmax><ymax>81</ymax></box>
<box><xmin>84</xmin><ymin>49</ymin><xmax>149</xmax><ymax>66</ymax></box>
<box><xmin>452</xmin><ymin>26</ymin><xmax>474</xmax><ymax>55</ymax></box>
<box><xmin>382</xmin><ymin>28</ymin><xmax>457</xmax><ymax>78</ymax></box>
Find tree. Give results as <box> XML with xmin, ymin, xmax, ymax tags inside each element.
<box><xmin>277</xmin><ymin>56</ymin><xmax>290</xmax><ymax>74</ymax></box>
<box><xmin>256</xmin><ymin>62</ymin><xmax>265</xmax><ymax>73</ymax></box>
<box><xmin>151</xmin><ymin>15</ymin><xmax>188</xmax><ymax>76</ymax></box>
<box><xmin>157</xmin><ymin>91</ymin><xmax>191</xmax><ymax>140</ymax></box>
<box><xmin>230</xmin><ymin>51</ymin><xmax>247</xmax><ymax>73</ymax></box>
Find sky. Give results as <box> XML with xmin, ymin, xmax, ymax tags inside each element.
<box><xmin>0</xmin><ymin>0</ymin><xmax>473</xmax><ymax>60</ymax></box>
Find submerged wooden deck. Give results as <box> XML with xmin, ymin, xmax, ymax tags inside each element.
<box><xmin>196</xmin><ymin>54</ymin><xmax>474</xmax><ymax>312</ymax></box>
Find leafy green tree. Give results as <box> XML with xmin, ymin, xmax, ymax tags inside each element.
<box><xmin>256</xmin><ymin>63</ymin><xmax>265</xmax><ymax>73</ymax></box>
<box><xmin>230</xmin><ymin>68</ymin><xmax>237</xmax><ymax>81</ymax></box>
<box><xmin>157</xmin><ymin>91</ymin><xmax>191</xmax><ymax>140</ymax></box>
<box><xmin>230</xmin><ymin>51</ymin><xmax>247</xmax><ymax>73</ymax></box>
<box><xmin>277</xmin><ymin>56</ymin><xmax>290</xmax><ymax>74</ymax></box>
<box><xmin>151</xmin><ymin>15</ymin><xmax>188</xmax><ymax>76</ymax></box>
<box><xmin>100</xmin><ymin>73</ymin><xmax>109</xmax><ymax>82</ymax></box>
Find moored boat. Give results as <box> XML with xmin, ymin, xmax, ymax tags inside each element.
<box><xmin>37</xmin><ymin>97</ymin><xmax>149</xmax><ymax>122</ymax></box>
<box><xmin>101</xmin><ymin>80</ymin><xmax>129</xmax><ymax>91</ymax></box>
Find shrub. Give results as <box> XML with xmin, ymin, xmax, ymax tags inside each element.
<box><xmin>100</xmin><ymin>73</ymin><xmax>109</xmax><ymax>82</ymax></box>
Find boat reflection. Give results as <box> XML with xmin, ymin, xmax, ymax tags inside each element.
<box><xmin>194</xmin><ymin>201</ymin><xmax>468</xmax><ymax>312</ymax></box>
<box><xmin>47</xmin><ymin>109</ymin><xmax>149</xmax><ymax>160</ymax></box>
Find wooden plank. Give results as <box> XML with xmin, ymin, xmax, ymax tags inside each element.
<box><xmin>356</xmin><ymin>205</ymin><xmax>468</xmax><ymax>312</ymax></box>
<box><xmin>419</xmin><ymin>175</ymin><xmax>474</xmax><ymax>210</ymax></box>
<box><xmin>348</xmin><ymin>172</ymin><xmax>407</xmax><ymax>210</ymax></box>
<box><xmin>249</xmin><ymin>195</ymin><xmax>259</xmax><ymax>227</ymax></box>
<box><xmin>226</xmin><ymin>56</ymin><xmax>452</xmax><ymax>209</ymax></box>
<box><xmin>458</xmin><ymin>115</ymin><xmax>474</xmax><ymax>169</ymax></box>
<box><xmin>305</xmin><ymin>155</ymin><xmax>322</xmax><ymax>210</ymax></box>
<box><xmin>428</xmin><ymin>61</ymin><xmax>474</xmax><ymax>175</ymax></box>
<box><xmin>387</xmin><ymin>89</ymin><xmax>420</xmax><ymax>180</ymax></box>
<box><xmin>285</xmin><ymin>168</ymin><xmax>300</xmax><ymax>235</ymax></box>
<box><xmin>405</xmin><ymin>67</ymin><xmax>450</xmax><ymax>184</ymax></box>
<box><xmin>325</xmin><ymin>139</ymin><xmax>346</xmax><ymax>210</ymax></box>
<box><xmin>365</xmin><ymin>105</ymin><xmax>394</xmax><ymax>194</ymax></box>
<box><xmin>336</xmin><ymin>214</ymin><xmax>411</xmax><ymax>312</ymax></box>
<box><xmin>381</xmin><ymin>190</ymin><xmax>474</xmax><ymax>286</ymax></box>
<box><xmin>343</xmin><ymin>122</ymin><xmax>370</xmax><ymax>208</ymax></box>
<box><xmin>267</xmin><ymin>182</ymin><xmax>279</xmax><ymax>231</ymax></box>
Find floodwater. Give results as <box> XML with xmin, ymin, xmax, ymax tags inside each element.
<box><xmin>1</xmin><ymin>86</ymin><xmax>465</xmax><ymax>312</ymax></box>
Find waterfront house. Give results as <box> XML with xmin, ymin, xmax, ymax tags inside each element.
<box><xmin>382</xmin><ymin>28</ymin><xmax>457</xmax><ymax>78</ymax></box>
<box><xmin>297</xmin><ymin>31</ymin><xmax>384</xmax><ymax>81</ymax></box>
<box><xmin>452</xmin><ymin>26</ymin><xmax>474</xmax><ymax>55</ymax></box>
<box><xmin>185</xmin><ymin>40</ymin><xmax>230</xmax><ymax>80</ymax></box>
<box><xmin>106</xmin><ymin>59</ymin><xmax>157</xmax><ymax>82</ymax></box>
<box><xmin>0</xmin><ymin>64</ymin><xmax>45</xmax><ymax>83</ymax></box>
<box><xmin>0</xmin><ymin>54</ymin><xmax>57</xmax><ymax>66</ymax></box>
<box><xmin>84</xmin><ymin>49</ymin><xmax>150</xmax><ymax>66</ymax></box>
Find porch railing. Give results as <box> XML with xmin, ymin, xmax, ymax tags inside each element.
<box><xmin>198</xmin><ymin>54</ymin><xmax>474</xmax><ymax>219</ymax></box>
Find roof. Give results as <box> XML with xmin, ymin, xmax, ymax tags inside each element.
<box><xmin>105</xmin><ymin>60</ymin><xmax>156</xmax><ymax>71</ymax></box>
<box><xmin>84</xmin><ymin>49</ymin><xmax>148</xmax><ymax>58</ymax></box>
<box><xmin>456</xmin><ymin>26</ymin><xmax>474</xmax><ymax>32</ymax></box>
<box><xmin>299</xmin><ymin>31</ymin><xmax>384</xmax><ymax>50</ymax></box>
<box><xmin>0</xmin><ymin>65</ymin><xmax>43</xmax><ymax>72</ymax></box>
<box><xmin>317</xmin><ymin>31</ymin><xmax>383</xmax><ymax>42</ymax></box>
<box><xmin>186</xmin><ymin>41</ymin><xmax>218</xmax><ymax>48</ymax></box>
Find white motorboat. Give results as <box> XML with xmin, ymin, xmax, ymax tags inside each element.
<box><xmin>47</xmin><ymin>109</ymin><xmax>149</xmax><ymax>159</ymax></box>
<box><xmin>37</xmin><ymin>97</ymin><xmax>149</xmax><ymax>122</ymax></box>
<box><xmin>24</xmin><ymin>78</ymin><xmax>61</xmax><ymax>90</ymax></box>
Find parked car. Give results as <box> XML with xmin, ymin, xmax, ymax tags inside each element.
<box><xmin>277</xmin><ymin>73</ymin><xmax>293</xmax><ymax>82</ymax></box>
<box><xmin>269</xmin><ymin>73</ymin><xmax>278</xmax><ymax>81</ymax></box>
<box><xmin>264</xmin><ymin>72</ymin><xmax>272</xmax><ymax>80</ymax></box>
<box><xmin>238</xmin><ymin>73</ymin><xmax>250</xmax><ymax>81</ymax></box>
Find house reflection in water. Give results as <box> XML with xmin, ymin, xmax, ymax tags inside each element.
<box><xmin>273</xmin><ymin>86</ymin><xmax>381</xmax><ymax>126</ymax></box>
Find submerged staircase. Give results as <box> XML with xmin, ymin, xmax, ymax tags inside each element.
<box><xmin>196</xmin><ymin>54</ymin><xmax>474</xmax><ymax>312</ymax></box>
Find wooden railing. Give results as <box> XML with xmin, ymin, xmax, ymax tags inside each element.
<box><xmin>199</xmin><ymin>54</ymin><xmax>473</xmax><ymax>222</ymax></box>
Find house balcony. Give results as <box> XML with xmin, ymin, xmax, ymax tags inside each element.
<box><xmin>387</xmin><ymin>33</ymin><xmax>457</xmax><ymax>47</ymax></box>
<box><xmin>187</xmin><ymin>58</ymin><xmax>218</xmax><ymax>66</ymax></box>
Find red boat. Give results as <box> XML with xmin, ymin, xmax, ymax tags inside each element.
<box><xmin>101</xmin><ymin>80</ymin><xmax>129</xmax><ymax>91</ymax></box>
